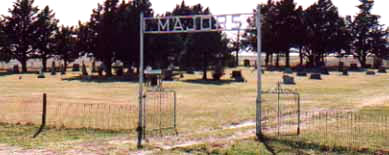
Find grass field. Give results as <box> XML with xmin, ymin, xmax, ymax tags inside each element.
<box><xmin>1</xmin><ymin>66</ymin><xmax>389</xmax><ymax>154</ymax></box>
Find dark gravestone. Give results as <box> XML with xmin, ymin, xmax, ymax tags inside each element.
<box><xmin>231</xmin><ymin>70</ymin><xmax>245</xmax><ymax>82</ymax></box>
<box><xmin>350</xmin><ymin>63</ymin><xmax>358</xmax><ymax>71</ymax></box>
<box><xmin>37</xmin><ymin>68</ymin><xmax>45</xmax><ymax>78</ymax></box>
<box><xmin>91</xmin><ymin>61</ymin><xmax>97</xmax><ymax>73</ymax></box>
<box><xmin>60</xmin><ymin>64</ymin><xmax>66</xmax><ymax>75</ymax></box>
<box><xmin>366</xmin><ymin>71</ymin><xmax>376</xmax><ymax>75</ymax></box>
<box><xmin>163</xmin><ymin>69</ymin><xmax>174</xmax><ymax>81</ymax></box>
<box><xmin>284</xmin><ymin>68</ymin><xmax>293</xmax><ymax>74</ymax></box>
<box><xmin>115</xmin><ymin>66</ymin><xmax>124</xmax><ymax>76</ymax></box>
<box><xmin>51</xmin><ymin>61</ymin><xmax>56</xmax><ymax>75</ymax></box>
<box><xmin>321</xmin><ymin>67</ymin><xmax>330</xmax><ymax>75</ymax></box>
<box><xmin>13</xmin><ymin>65</ymin><xmax>20</xmax><ymax>73</ymax></box>
<box><xmin>378</xmin><ymin>67</ymin><xmax>387</xmax><ymax>73</ymax></box>
<box><xmin>186</xmin><ymin>68</ymin><xmax>195</xmax><ymax>74</ymax></box>
<box><xmin>150</xmin><ymin>76</ymin><xmax>158</xmax><ymax>87</ymax></box>
<box><xmin>81</xmin><ymin>63</ymin><xmax>88</xmax><ymax>76</ymax></box>
<box><xmin>283</xmin><ymin>75</ymin><xmax>295</xmax><ymax>85</ymax></box>
<box><xmin>72</xmin><ymin>64</ymin><xmax>80</xmax><ymax>72</ymax></box>
<box><xmin>338</xmin><ymin>62</ymin><xmax>344</xmax><ymax>71</ymax></box>
<box><xmin>243</xmin><ymin>59</ymin><xmax>251</xmax><ymax>67</ymax></box>
<box><xmin>342</xmin><ymin>69</ymin><xmax>349</xmax><ymax>76</ymax></box>
<box><xmin>297</xmin><ymin>71</ymin><xmax>307</xmax><ymax>77</ymax></box>
<box><xmin>310</xmin><ymin>73</ymin><xmax>322</xmax><ymax>80</ymax></box>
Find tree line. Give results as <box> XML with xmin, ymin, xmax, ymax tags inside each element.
<box><xmin>0</xmin><ymin>0</ymin><xmax>388</xmax><ymax>77</ymax></box>
<box><xmin>243</xmin><ymin>0</ymin><xmax>388</xmax><ymax>68</ymax></box>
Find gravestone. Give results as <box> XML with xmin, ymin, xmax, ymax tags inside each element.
<box><xmin>186</xmin><ymin>67</ymin><xmax>195</xmax><ymax>74</ymax></box>
<box><xmin>350</xmin><ymin>63</ymin><xmax>358</xmax><ymax>71</ymax></box>
<box><xmin>98</xmin><ymin>64</ymin><xmax>106</xmax><ymax>76</ymax></box>
<box><xmin>310</xmin><ymin>73</ymin><xmax>321</xmax><ymax>80</ymax></box>
<box><xmin>37</xmin><ymin>68</ymin><xmax>45</xmax><ymax>78</ymax></box>
<box><xmin>60</xmin><ymin>64</ymin><xmax>66</xmax><ymax>75</ymax></box>
<box><xmin>378</xmin><ymin>67</ymin><xmax>386</xmax><ymax>73</ymax></box>
<box><xmin>115</xmin><ymin>66</ymin><xmax>124</xmax><ymax>76</ymax></box>
<box><xmin>231</xmin><ymin>70</ymin><xmax>245</xmax><ymax>82</ymax></box>
<box><xmin>243</xmin><ymin>59</ymin><xmax>251</xmax><ymax>67</ymax></box>
<box><xmin>342</xmin><ymin>69</ymin><xmax>349</xmax><ymax>76</ymax></box>
<box><xmin>51</xmin><ymin>61</ymin><xmax>56</xmax><ymax>75</ymax></box>
<box><xmin>297</xmin><ymin>71</ymin><xmax>307</xmax><ymax>77</ymax></box>
<box><xmin>163</xmin><ymin>69</ymin><xmax>174</xmax><ymax>81</ymax></box>
<box><xmin>321</xmin><ymin>67</ymin><xmax>330</xmax><ymax>75</ymax></box>
<box><xmin>283</xmin><ymin>75</ymin><xmax>295</xmax><ymax>85</ymax></box>
<box><xmin>338</xmin><ymin>62</ymin><xmax>344</xmax><ymax>71</ymax></box>
<box><xmin>366</xmin><ymin>71</ymin><xmax>376</xmax><ymax>75</ymax></box>
<box><xmin>72</xmin><ymin>64</ymin><xmax>80</xmax><ymax>72</ymax></box>
<box><xmin>284</xmin><ymin>68</ymin><xmax>293</xmax><ymax>74</ymax></box>
<box><xmin>91</xmin><ymin>61</ymin><xmax>97</xmax><ymax>73</ymax></box>
<box><xmin>13</xmin><ymin>65</ymin><xmax>20</xmax><ymax>73</ymax></box>
<box><xmin>81</xmin><ymin>63</ymin><xmax>88</xmax><ymax>76</ymax></box>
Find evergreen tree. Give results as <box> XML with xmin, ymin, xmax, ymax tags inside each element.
<box><xmin>55</xmin><ymin>26</ymin><xmax>79</xmax><ymax>72</ymax></box>
<box><xmin>34</xmin><ymin>6</ymin><xmax>59</xmax><ymax>72</ymax></box>
<box><xmin>351</xmin><ymin>0</ymin><xmax>387</xmax><ymax>68</ymax></box>
<box><xmin>1</xmin><ymin>0</ymin><xmax>40</xmax><ymax>72</ymax></box>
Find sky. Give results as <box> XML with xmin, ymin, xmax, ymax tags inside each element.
<box><xmin>0</xmin><ymin>0</ymin><xmax>388</xmax><ymax>27</ymax></box>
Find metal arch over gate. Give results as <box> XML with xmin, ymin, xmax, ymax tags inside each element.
<box><xmin>138</xmin><ymin>5</ymin><xmax>262</xmax><ymax>148</ymax></box>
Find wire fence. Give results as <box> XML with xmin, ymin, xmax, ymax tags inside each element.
<box><xmin>0</xmin><ymin>95</ymin><xmax>139</xmax><ymax>131</ymax></box>
<box><xmin>263</xmin><ymin>111</ymin><xmax>389</xmax><ymax>152</ymax></box>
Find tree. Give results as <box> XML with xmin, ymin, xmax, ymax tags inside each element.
<box><xmin>303</xmin><ymin>0</ymin><xmax>349</xmax><ymax>67</ymax></box>
<box><xmin>0</xmin><ymin>18</ymin><xmax>11</xmax><ymax>62</ymax></box>
<box><xmin>33</xmin><ymin>6</ymin><xmax>58</xmax><ymax>72</ymax></box>
<box><xmin>171</xmin><ymin>2</ymin><xmax>230</xmax><ymax>80</ymax></box>
<box><xmin>351</xmin><ymin>0</ymin><xmax>386</xmax><ymax>68</ymax></box>
<box><xmin>55</xmin><ymin>26</ymin><xmax>79</xmax><ymax>72</ymax></box>
<box><xmin>1</xmin><ymin>0</ymin><xmax>40</xmax><ymax>72</ymax></box>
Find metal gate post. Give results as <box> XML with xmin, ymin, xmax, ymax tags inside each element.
<box><xmin>137</xmin><ymin>11</ymin><xmax>145</xmax><ymax>149</ymax></box>
<box><xmin>255</xmin><ymin>4</ymin><xmax>263</xmax><ymax>139</ymax></box>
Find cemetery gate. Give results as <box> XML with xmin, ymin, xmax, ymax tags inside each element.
<box><xmin>138</xmin><ymin>5</ymin><xmax>262</xmax><ymax>147</ymax></box>
<box><xmin>142</xmin><ymin>88</ymin><xmax>177</xmax><ymax>138</ymax></box>
<box><xmin>262</xmin><ymin>82</ymin><xmax>301</xmax><ymax>136</ymax></box>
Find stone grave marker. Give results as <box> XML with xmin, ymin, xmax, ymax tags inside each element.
<box><xmin>283</xmin><ymin>75</ymin><xmax>295</xmax><ymax>85</ymax></box>
<box><xmin>37</xmin><ymin>67</ymin><xmax>45</xmax><ymax>78</ymax></box>
<box><xmin>231</xmin><ymin>70</ymin><xmax>245</xmax><ymax>82</ymax></box>
<box><xmin>81</xmin><ymin>63</ymin><xmax>88</xmax><ymax>76</ymax></box>
<box><xmin>51</xmin><ymin>61</ymin><xmax>56</xmax><ymax>75</ymax></box>
<box><xmin>310</xmin><ymin>73</ymin><xmax>321</xmax><ymax>80</ymax></box>
<box><xmin>366</xmin><ymin>71</ymin><xmax>376</xmax><ymax>75</ymax></box>
<box><xmin>378</xmin><ymin>67</ymin><xmax>386</xmax><ymax>73</ymax></box>
<box><xmin>72</xmin><ymin>64</ymin><xmax>80</xmax><ymax>72</ymax></box>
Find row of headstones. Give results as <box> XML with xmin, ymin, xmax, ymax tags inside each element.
<box><xmin>282</xmin><ymin>67</ymin><xmax>387</xmax><ymax>85</ymax></box>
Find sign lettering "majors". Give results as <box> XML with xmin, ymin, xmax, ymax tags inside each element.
<box><xmin>143</xmin><ymin>13</ymin><xmax>254</xmax><ymax>34</ymax></box>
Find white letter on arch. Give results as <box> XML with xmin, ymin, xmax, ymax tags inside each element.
<box><xmin>174</xmin><ymin>17</ymin><xmax>184</xmax><ymax>31</ymax></box>
<box><xmin>158</xmin><ymin>18</ymin><xmax>170</xmax><ymax>31</ymax></box>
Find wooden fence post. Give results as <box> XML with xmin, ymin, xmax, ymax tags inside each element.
<box><xmin>33</xmin><ymin>93</ymin><xmax>47</xmax><ymax>138</ymax></box>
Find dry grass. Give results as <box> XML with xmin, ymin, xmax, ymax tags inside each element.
<box><xmin>1</xmin><ymin>66</ymin><xmax>389</xmax><ymax>152</ymax></box>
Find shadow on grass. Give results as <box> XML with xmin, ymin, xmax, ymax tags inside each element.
<box><xmin>61</xmin><ymin>75</ymin><xmax>138</xmax><ymax>83</ymax></box>
<box><xmin>182</xmin><ymin>79</ymin><xmax>237</xmax><ymax>85</ymax></box>
<box><xmin>258</xmin><ymin>135</ymin><xmax>378</xmax><ymax>154</ymax></box>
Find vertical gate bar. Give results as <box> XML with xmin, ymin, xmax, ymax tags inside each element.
<box><xmin>174</xmin><ymin>91</ymin><xmax>177</xmax><ymax>131</ymax></box>
<box><xmin>255</xmin><ymin>4</ymin><xmax>263</xmax><ymax>138</ymax></box>
<box><xmin>138</xmin><ymin>11</ymin><xmax>145</xmax><ymax>149</ymax></box>
<box><xmin>277</xmin><ymin>82</ymin><xmax>280</xmax><ymax>136</ymax></box>
<box><xmin>297</xmin><ymin>93</ymin><xmax>300</xmax><ymax>135</ymax></box>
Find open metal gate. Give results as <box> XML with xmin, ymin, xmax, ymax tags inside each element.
<box><xmin>262</xmin><ymin>82</ymin><xmax>301</xmax><ymax>136</ymax></box>
<box><xmin>143</xmin><ymin>88</ymin><xmax>177</xmax><ymax>138</ymax></box>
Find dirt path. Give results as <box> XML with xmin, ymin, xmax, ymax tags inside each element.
<box><xmin>357</xmin><ymin>94</ymin><xmax>389</xmax><ymax>110</ymax></box>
